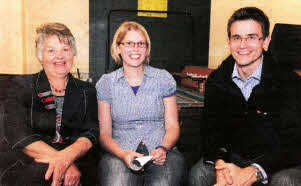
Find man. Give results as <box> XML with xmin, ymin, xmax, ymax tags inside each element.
<box><xmin>189</xmin><ymin>7</ymin><xmax>301</xmax><ymax>186</ymax></box>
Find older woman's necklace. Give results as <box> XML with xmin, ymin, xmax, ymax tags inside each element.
<box><xmin>49</xmin><ymin>78</ymin><xmax>68</xmax><ymax>94</ymax></box>
<box><xmin>50</xmin><ymin>85</ymin><xmax>65</xmax><ymax>93</ymax></box>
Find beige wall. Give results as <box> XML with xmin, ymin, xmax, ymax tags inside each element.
<box><xmin>0</xmin><ymin>0</ymin><xmax>89</xmax><ymax>75</ymax></box>
<box><xmin>0</xmin><ymin>0</ymin><xmax>23</xmax><ymax>74</ymax></box>
<box><xmin>209</xmin><ymin>0</ymin><xmax>301</xmax><ymax>69</ymax></box>
<box><xmin>4</xmin><ymin>1</ymin><xmax>301</xmax><ymax>73</ymax></box>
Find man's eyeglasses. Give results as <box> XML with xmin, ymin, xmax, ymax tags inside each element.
<box><xmin>230</xmin><ymin>35</ymin><xmax>263</xmax><ymax>44</ymax></box>
<box><xmin>118</xmin><ymin>41</ymin><xmax>148</xmax><ymax>48</ymax></box>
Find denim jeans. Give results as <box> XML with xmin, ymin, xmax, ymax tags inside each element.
<box><xmin>189</xmin><ymin>158</ymin><xmax>301</xmax><ymax>186</ymax></box>
<box><xmin>99</xmin><ymin>148</ymin><xmax>185</xmax><ymax>186</ymax></box>
<box><xmin>188</xmin><ymin>158</ymin><xmax>216</xmax><ymax>186</ymax></box>
<box><xmin>270</xmin><ymin>168</ymin><xmax>301</xmax><ymax>186</ymax></box>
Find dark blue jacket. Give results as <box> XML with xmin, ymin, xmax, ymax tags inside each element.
<box><xmin>204</xmin><ymin>53</ymin><xmax>301</xmax><ymax>176</ymax></box>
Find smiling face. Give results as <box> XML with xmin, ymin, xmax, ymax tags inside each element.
<box><xmin>117</xmin><ymin>30</ymin><xmax>147</xmax><ymax>68</ymax></box>
<box><xmin>228</xmin><ymin>19</ymin><xmax>270</xmax><ymax>69</ymax></box>
<box><xmin>41</xmin><ymin>35</ymin><xmax>74</xmax><ymax>78</ymax></box>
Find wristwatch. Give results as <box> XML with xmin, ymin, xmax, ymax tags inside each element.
<box><xmin>155</xmin><ymin>145</ymin><xmax>169</xmax><ymax>154</ymax></box>
<box><xmin>252</xmin><ymin>165</ymin><xmax>264</xmax><ymax>182</ymax></box>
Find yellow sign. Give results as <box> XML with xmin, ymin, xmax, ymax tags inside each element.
<box><xmin>138</xmin><ymin>0</ymin><xmax>168</xmax><ymax>18</ymax></box>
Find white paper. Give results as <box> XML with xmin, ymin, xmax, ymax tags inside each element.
<box><xmin>130</xmin><ymin>156</ymin><xmax>153</xmax><ymax>171</ymax></box>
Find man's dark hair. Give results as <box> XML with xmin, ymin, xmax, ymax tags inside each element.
<box><xmin>227</xmin><ymin>7</ymin><xmax>270</xmax><ymax>39</ymax></box>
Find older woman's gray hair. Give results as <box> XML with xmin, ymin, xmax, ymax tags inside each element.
<box><xmin>35</xmin><ymin>22</ymin><xmax>77</xmax><ymax>61</ymax></box>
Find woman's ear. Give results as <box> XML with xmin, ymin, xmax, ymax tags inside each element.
<box><xmin>116</xmin><ymin>43</ymin><xmax>121</xmax><ymax>54</ymax></box>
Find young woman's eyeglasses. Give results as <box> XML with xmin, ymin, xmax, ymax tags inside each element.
<box><xmin>118</xmin><ymin>41</ymin><xmax>148</xmax><ymax>48</ymax></box>
<box><xmin>230</xmin><ymin>35</ymin><xmax>263</xmax><ymax>44</ymax></box>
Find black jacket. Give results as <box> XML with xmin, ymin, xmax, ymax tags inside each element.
<box><xmin>204</xmin><ymin>54</ymin><xmax>301</xmax><ymax>176</ymax></box>
<box><xmin>4</xmin><ymin>71</ymin><xmax>99</xmax><ymax>151</ymax></box>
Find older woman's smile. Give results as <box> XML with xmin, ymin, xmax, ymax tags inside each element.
<box><xmin>54</xmin><ymin>61</ymin><xmax>67</xmax><ymax>66</ymax></box>
<box><xmin>41</xmin><ymin>35</ymin><xmax>74</xmax><ymax>78</ymax></box>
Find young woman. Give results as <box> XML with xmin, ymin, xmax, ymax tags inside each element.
<box><xmin>96</xmin><ymin>21</ymin><xmax>184</xmax><ymax>186</ymax></box>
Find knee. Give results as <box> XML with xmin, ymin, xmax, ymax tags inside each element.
<box><xmin>144</xmin><ymin>151</ymin><xmax>185</xmax><ymax>186</ymax></box>
<box><xmin>189</xmin><ymin>159</ymin><xmax>210</xmax><ymax>178</ymax></box>
<box><xmin>161</xmin><ymin>150</ymin><xmax>185</xmax><ymax>179</ymax></box>
<box><xmin>98</xmin><ymin>153</ymin><xmax>133</xmax><ymax>186</ymax></box>
<box><xmin>271</xmin><ymin>168</ymin><xmax>301</xmax><ymax>186</ymax></box>
<box><xmin>99</xmin><ymin>153</ymin><xmax>127</xmax><ymax>175</ymax></box>
<box><xmin>188</xmin><ymin>159</ymin><xmax>216</xmax><ymax>186</ymax></box>
<box><xmin>165</xmin><ymin>150</ymin><xmax>185</xmax><ymax>170</ymax></box>
<box><xmin>189</xmin><ymin>162</ymin><xmax>200</xmax><ymax>179</ymax></box>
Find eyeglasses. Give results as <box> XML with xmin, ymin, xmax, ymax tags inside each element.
<box><xmin>118</xmin><ymin>41</ymin><xmax>148</xmax><ymax>48</ymax></box>
<box><xmin>230</xmin><ymin>35</ymin><xmax>263</xmax><ymax>44</ymax></box>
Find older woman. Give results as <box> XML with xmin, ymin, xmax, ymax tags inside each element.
<box><xmin>1</xmin><ymin>23</ymin><xmax>98</xmax><ymax>186</ymax></box>
<box><xmin>96</xmin><ymin>21</ymin><xmax>184</xmax><ymax>186</ymax></box>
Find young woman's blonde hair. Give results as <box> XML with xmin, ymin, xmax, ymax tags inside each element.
<box><xmin>111</xmin><ymin>21</ymin><xmax>151</xmax><ymax>65</ymax></box>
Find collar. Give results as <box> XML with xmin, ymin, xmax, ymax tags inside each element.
<box><xmin>33</xmin><ymin>70</ymin><xmax>84</xmax><ymax>113</ymax></box>
<box><xmin>34</xmin><ymin>70</ymin><xmax>78</xmax><ymax>94</ymax></box>
<box><xmin>215</xmin><ymin>53</ymin><xmax>281</xmax><ymax>96</ymax></box>
<box><xmin>232</xmin><ymin>55</ymin><xmax>263</xmax><ymax>81</ymax></box>
<box><xmin>115</xmin><ymin>65</ymin><xmax>155</xmax><ymax>82</ymax></box>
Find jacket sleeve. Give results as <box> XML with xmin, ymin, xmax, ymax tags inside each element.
<box><xmin>4</xmin><ymin>75</ymin><xmax>42</xmax><ymax>151</ymax></box>
<box><xmin>203</xmin><ymin>73</ymin><xmax>231</xmax><ymax>163</ymax></box>
<box><xmin>76</xmin><ymin>86</ymin><xmax>99</xmax><ymax>147</ymax></box>
<box><xmin>256</xmin><ymin>73</ymin><xmax>301</xmax><ymax>175</ymax></box>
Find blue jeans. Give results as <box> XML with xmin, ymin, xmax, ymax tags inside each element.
<box><xmin>270</xmin><ymin>168</ymin><xmax>301</xmax><ymax>186</ymax></box>
<box><xmin>99</xmin><ymin>148</ymin><xmax>185</xmax><ymax>186</ymax></box>
<box><xmin>188</xmin><ymin>158</ymin><xmax>216</xmax><ymax>186</ymax></box>
<box><xmin>189</xmin><ymin>158</ymin><xmax>301</xmax><ymax>186</ymax></box>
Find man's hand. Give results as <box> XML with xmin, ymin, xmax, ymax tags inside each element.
<box><xmin>214</xmin><ymin>159</ymin><xmax>233</xmax><ymax>186</ymax></box>
<box><xmin>215</xmin><ymin>162</ymin><xmax>257</xmax><ymax>186</ymax></box>
<box><xmin>63</xmin><ymin>164</ymin><xmax>81</xmax><ymax>186</ymax></box>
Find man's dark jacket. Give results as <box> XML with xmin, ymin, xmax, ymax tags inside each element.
<box><xmin>203</xmin><ymin>53</ymin><xmax>301</xmax><ymax>177</ymax></box>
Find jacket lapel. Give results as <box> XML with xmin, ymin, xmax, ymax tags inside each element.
<box><xmin>216</xmin><ymin>55</ymin><xmax>246</xmax><ymax>98</ymax></box>
<box><xmin>62</xmin><ymin>74</ymin><xmax>84</xmax><ymax>127</ymax></box>
<box><xmin>252</xmin><ymin>54</ymin><xmax>280</xmax><ymax>96</ymax></box>
<box><xmin>32</xmin><ymin>71</ymin><xmax>56</xmax><ymax>132</ymax></box>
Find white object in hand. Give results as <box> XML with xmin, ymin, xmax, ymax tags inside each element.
<box><xmin>130</xmin><ymin>156</ymin><xmax>153</xmax><ymax>171</ymax></box>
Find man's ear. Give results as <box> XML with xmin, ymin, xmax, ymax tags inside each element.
<box><xmin>227</xmin><ymin>37</ymin><xmax>231</xmax><ymax>47</ymax></box>
<box><xmin>263</xmin><ymin>35</ymin><xmax>271</xmax><ymax>51</ymax></box>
